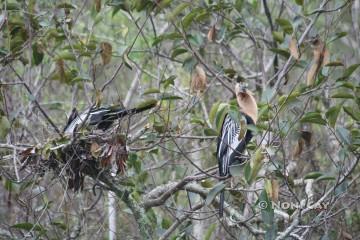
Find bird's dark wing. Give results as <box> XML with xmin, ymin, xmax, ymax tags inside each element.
<box><xmin>217</xmin><ymin>114</ymin><xmax>245</xmax><ymax>176</ymax></box>
<box><xmin>63</xmin><ymin>108</ymin><xmax>79</xmax><ymax>132</ymax></box>
<box><xmin>64</xmin><ymin>104</ymin><xmax>155</xmax><ymax>134</ymax></box>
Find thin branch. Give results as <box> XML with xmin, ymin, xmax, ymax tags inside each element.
<box><xmin>8</xmin><ymin>64</ymin><xmax>62</xmax><ymax>136</ymax></box>
<box><xmin>159</xmin><ymin>203</ymin><xmax>204</xmax><ymax>240</ymax></box>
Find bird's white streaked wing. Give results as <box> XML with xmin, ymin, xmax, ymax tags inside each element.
<box><xmin>64</xmin><ymin>111</ymin><xmax>89</xmax><ymax>134</ymax></box>
<box><xmin>217</xmin><ymin>114</ymin><xmax>245</xmax><ymax>176</ymax></box>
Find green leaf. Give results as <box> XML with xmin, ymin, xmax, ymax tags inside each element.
<box><xmin>0</xmin><ymin>116</ymin><xmax>11</xmax><ymax>139</ymax></box>
<box><xmin>166</xmin><ymin>2</ymin><xmax>190</xmax><ymax>20</ymax></box>
<box><xmin>300</xmin><ymin>112</ymin><xmax>327</xmax><ymax>125</ymax></box>
<box><xmin>161</xmin><ymin>217</ymin><xmax>172</xmax><ymax>229</ymax></box>
<box><xmin>248</xmin><ymin>149</ymin><xmax>264</xmax><ymax>184</ymax></box>
<box><xmin>326</xmin><ymin>105</ymin><xmax>341</xmax><ymax>128</ymax></box>
<box><xmin>272</xmin><ymin>31</ymin><xmax>284</xmax><ymax>43</ymax></box>
<box><xmin>51</xmin><ymin>221</ymin><xmax>67</xmax><ymax>230</ymax></box>
<box><xmin>71</xmin><ymin>76</ymin><xmax>91</xmax><ymax>83</ymax></box>
<box><xmin>160</xmin><ymin>94</ymin><xmax>182</xmax><ymax>101</ymax></box>
<box><xmin>334</xmin><ymin>180</ymin><xmax>347</xmax><ymax>196</ymax></box>
<box><xmin>338</xmin><ymin>63</ymin><xmax>360</xmax><ymax>80</ymax></box>
<box><xmin>229</xmin><ymin>164</ymin><xmax>243</xmax><ymax>177</ymax></box>
<box><xmin>304</xmin><ymin>171</ymin><xmax>323</xmax><ymax>180</ymax></box>
<box><xmin>316</xmin><ymin>175</ymin><xmax>336</xmax><ymax>182</ymax></box>
<box><xmin>244</xmin><ymin>162</ymin><xmax>252</xmax><ymax>183</ymax></box>
<box><xmin>135</xmin><ymin>99</ymin><xmax>158</xmax><ymax>109</ymax></box>
<box><xmin>4</xmin><ymin>179</ymin><xmax>12</xmax><ymax>191</ymax></box>
<box><xmin>214</xmin><ymin>103</ymin><xmax>229</xmax><ymax>132</ymax></box>
<box><xmin>4</xmin><ymin>2</ymin><xmax>21</xmax><ymax>10</ymax></box>
<box><xmin>275</xmin><ymin>18</ymin><xmax>293</xmax><ymax>34</ymax></box>
<box><xmin>56</xmin><ymin>3</ymin><xmax>77</xmax><ymax>9</ymax></box>
<box><xmin>194</xmin><ymin>9</ymin><xmax>210</xmax><ymax>22</ymax></box>
<box><xmin>324</xmin><ymin>61</ymin><xmax>344</xmax><ymax>67</ymax></box>
<box><xmin>336</xmin><ymin>127</ymin><xmax>351</xmax><ymax>145</ymax></box>
<box><xmin>161</xmin><ymin>75</ymin><xmax>176</xmax><ymax>88</ymax></box>
<box><xmin>343</xmin><ymin>106</ymin><xmax>360</xmax><ymax>121</ymax></box>
<box><xmin>182</xmin><ymin>56</ymin><xmax>197</xmax><ymax>72</ymax></box>
<box><xmin>295</xmin><ymin>0</ymin><xmax>304</xmax><ymax>6</ymax></box>
<box><xmin>12</xmin><ymin>223</ymin><xmax>45</xmax><ymax>232</ymax></box>
<box><xmin>209</xmin><ymin>101</ymin><xmax>220</xmax><ymax>125</ymax></box>
<box><xmin>258</xmin><ymin>189</ymin><xmax>273</xmax><ymax>214</ymax></box>
<box><xmin>171</xmin><ymin>48</ymin><xmax>188</xmax><ymax>59</ymax></box>
<box><xmin>32</xmin><ymin>43</ymin><xmax>44</xmax><ymax>65</ymax></box>
<box><xmin>56</xmin><ymin>51</ymin><xmax>76</xmax><ymax>61</ymax></box>
<box><xmin>203</xmin><ymin>128</ymin><xmax>218</xmax><ymax>136</ymax></box>
<box><xmin>269</xmin><ymin>48</ymin><xmax>290</xmax><ymax>58</ymax></box>
<box><xmin>205</xmin><ymin>182</ymin><xmax>225</xmax><ymax>206</ymax></box>
<box><xmin>331</xmin><ymin>92</ymin><xmax>354</xmax><ymax>99</ymax></box>
<box><xmin>182</xmin><ymin>9</ymin><xmax>199</xmax><ymax>29</ymax></box>
<box><xmin>328</xmin><ymin>32</ymin><xmax>347</xmax><ymax>44</ymax></box>
<box><xmin>204</xmin><ymin>223</ymin><xmax>216</xmax><ymax>240</ymax></box>
<box><xmin>278</xmin><ymin>92</ymin><xmax>300</xmax><ymax>107</ymax></box>
<box><xmin>235</xmin><ymin>0</ymin><xmax>244</xmax><ymax>12</ymax></box>
<box><xmin>143</xmin><ymin>88</ymin><xmax>160</xmax><ymax>95</ymax></box>
<box><xmin>190</xmin><ymin>117</ymin><xmax>205</xmax><ymax>126</ymax></box>
<box><xmin>152</xmin><ymin>33</ymin><xmax>182</xmax><ymax>46</ymax></box>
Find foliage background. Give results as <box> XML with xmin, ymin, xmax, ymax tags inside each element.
<box><xmin>0</xmin><ymin>0</ymin><xmax>359</xmax><ymax>239</ymax></box>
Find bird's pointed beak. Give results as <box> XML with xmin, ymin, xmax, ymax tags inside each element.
<box><xmin>235</xmin><ymin>83</ymin><xmax>247</xmax><ymax>95</ymax></box>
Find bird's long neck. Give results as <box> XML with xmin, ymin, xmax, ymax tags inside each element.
<box><xmin>236</xmin><ymin>92</ymin><xmax>258</xmax><ymax>124</ymax></box>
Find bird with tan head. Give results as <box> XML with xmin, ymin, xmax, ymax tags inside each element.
<box><xmin>216</xmin><ymin>83</ymin><xmax>258</xmax><ymax>217</ymax></box>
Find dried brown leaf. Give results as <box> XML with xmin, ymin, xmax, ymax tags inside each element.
<box><xmin>100</xmin><ymin>145</ymin><xmax>112</xmax><ymax>168</ymax></box>
<box><xmin>100</xmin><ymin>42</ymin><xmax>112</xmax><ymax>65</ymax></box>
<box><xmin>306</xmin><ymin>38</ymin><xmax>330</xmax><ymax>86</ymax></box>
<box><xmin>322</xmin><ymin>48</ymin><xmax>330</xmax><ymax>66</ymax></box>
<box><xmin>114</xmin><ymin>136</ymin><xmax>128</xmax><ymax>174</ymax></box>
<box><xmin>271</xmin><ymin>179</ymin><xmax>279</xmax><ymax>202</ymax></box>
<box><xmin>306</xmin><ymin>63</ymin><xmax>319</xmax><ymax>86</ymax></box>
<box><xmin>292</xmin><ymin>138</ymin><xmax>304</xmax><ymax>158</ymax></box>
<box><xmin>207</xmin><ymin>25</ymin><xmax>216</xmax><ymax>42</ymax></box>
<box><xmin>191</xmin><ymin>65</ymin><xmax>207</xmax><ymax>93</ymax></box>
<box><xmin>95</xmin><ymin>0</ymin><xmax>101</xmax><ymax>12</ymax></box>
<box><xmin>90</xmin><ymin>142</ymin><xmax>101</xmax><ymax>157</ymax></box>
<box><xmin>95</xmin><ymin>89</ymin><xmax>103</xmax><ymax>107</ymax></box>
<box><xmin>56</xmin><ymin>59</ymin><xmax>65</xmax><ymax>82</ymax></box>
<box><xmin>341</xmin><ymin>230</ymin><xmax>353</xmax><ymax>240</ymax></box>
<box><xmin>289</xmin><ymin>36</ymin><xmax>300</xmax><ymax>60</ymax></box>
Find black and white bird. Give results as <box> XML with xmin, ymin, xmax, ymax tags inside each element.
<box><xmin>216</xmin><ymin>83</ymin><xmax>258</xmax><ymax>217</ymax></box>
<box><xmin>63</xmin><ymin>102</ymin><xmax>157</xmax><ymax>135</ymax></box>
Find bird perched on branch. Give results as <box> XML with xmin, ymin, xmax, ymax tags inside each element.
<box><xmin>216</xmin><ymin>83</ymin><xmax>258</xmax><ymax>217</ymax></box>
<box><xmin>63</xmin><ymin>101</ymin><xmax>157</xmax><ymax>134</ymax></box>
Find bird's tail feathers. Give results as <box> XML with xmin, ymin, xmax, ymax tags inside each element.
<box><xmin>219</xmin><ymin>191</ymin><xmax>224</xmax><ymax>218</ymax></box>
<box><xmin>105</xmin><ymin>103</ymin><xmax>155</xmax><ymax>120</ymax></box>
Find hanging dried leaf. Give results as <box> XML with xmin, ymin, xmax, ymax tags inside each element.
<box><xmin>100</xmin><ymin>42</ymin><xmax>112</xmax><ymax>65</ymax></box>
<box><xmin>340</xmin><ymin>230</ymin><xmax>353</xmax><ymax>240</ymax></box>
<box><xmin>113</xmin><ymin>135</ymin><xmax>128</xmax><ymax>174</ymax></box>
<box><xmin>207</xmin><ymin>25</ymin><xmax>216</xmax><ymax>42</ymax></box>
<box><xmin>100</xmin><ymin>144</ymin><xmax>112</xmax><ymax>168</ymax></box>
<box><xmin>289</xmin><ymin>36</ymin><xmax>300</xmax><ymax>60</ymax></box>
<box><xmin>94</xmin><ymin>0</ymin><xmax>101</xmax><ymax>12</ymax></box>
<box><xmin>95</xmin><ymin>89</ymin><xmax>103</xmax><ymax>107</ymax></box>
<box><xmin>306</xmin><ymin>38</ymin><xmax>330</xmax><ymax>86</ymax></box>
<box><xmin>271</xmin><ymin>179</ymin><xmax>279</xmax><ymax>202</ymax></box>
<box><xmin>191</xmin><ymin>65</ymin><xmax>207</xmax><ymax>93</ymax></box>
<box><xmin>56</xmin><ymin>59</ymin><xmax>65</xmax><ymax>82</ymax></box>
<box><xmin>301</xmin><ymin>130</ymin><xmax>312</xmax><ymax>146</ymax></box>
<box><xmin>292</xmin><ymin>138</ymin><xmax>304</xmax><ymax>158</ymax></box>
<box><xmin>306</xmin><ymin>63</ymin><xmax>318</xmax><ymax>87</ymax></box>
<box><xmin>90</xmin><ymin>142</ymin><xmax>101</xmax><ymax>157</ymax></box>
<box><xmin>238</xmin><ymin>118</ymin><xmax>246</xmax><ymax>140</ymax></box>
<box><xmin>322</xmin><ymin>48</ymin><xmax>330</xmax><ymax>66</ymax></box>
